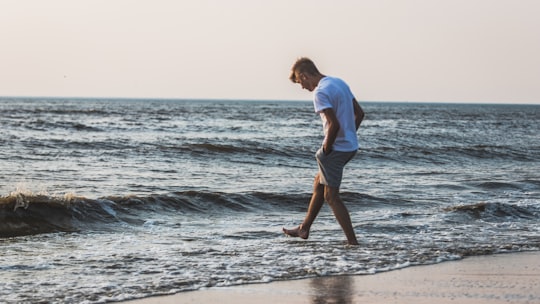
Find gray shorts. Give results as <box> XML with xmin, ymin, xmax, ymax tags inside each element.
<box><xmin>316</xmin><ymin>147</ymin><xmax>357</xmax><ymax>188</ymax></box>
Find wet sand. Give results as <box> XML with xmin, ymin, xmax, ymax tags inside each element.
<box><xmin>122</xmin><ymin>251</ymin><xmax>540</xmax><ymax>304</ymax></box>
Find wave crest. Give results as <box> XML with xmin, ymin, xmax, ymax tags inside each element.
<box><xmin>0</xmin><ymin>191</ymin><xmax>309</xmax><ymax>238</ymax></box>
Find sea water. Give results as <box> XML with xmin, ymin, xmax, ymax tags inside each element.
<box><xmin>1</xmin><ymin>98</ymin><xmax>539</xmax><ymax>303</ymax></box>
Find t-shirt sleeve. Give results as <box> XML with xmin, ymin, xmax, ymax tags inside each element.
<box><xmin>313</xmin><ymin>91</ymin><xmax>332</xmax><ymax>113</ymax></box>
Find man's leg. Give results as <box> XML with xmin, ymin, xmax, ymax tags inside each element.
<box><xmin>324</xmin><ymin>186</ymin><xmax>359</xmax><ymax>245</ymax></box>
<box><xmin>283</xmin><ymin>173</ymin><xmax>325</xmax><ymax>239</ymax></box>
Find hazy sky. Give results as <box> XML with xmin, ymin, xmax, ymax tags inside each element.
<box><xmin>1</xmin><ymin>0</ymin><xmax>539</xmax><ymax>103</ymax></box>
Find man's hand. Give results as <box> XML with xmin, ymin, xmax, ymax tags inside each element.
<box><xmin>323</xmin><ymin>145</ymin><xmax>333</xmax><ymax>155</ymax></box>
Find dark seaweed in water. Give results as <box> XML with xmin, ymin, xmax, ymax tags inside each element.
<box><xmin>445</xmin><ymin>202</ymin><xmax>538</xmax><ymax>220</ymax></box>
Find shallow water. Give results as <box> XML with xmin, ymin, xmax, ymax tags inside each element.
<box><xmin>1</xmin><ymin>98</ymin><xmax>539</xmax><ymax>303</ymax></box>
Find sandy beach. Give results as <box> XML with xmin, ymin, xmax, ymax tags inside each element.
<box><xmin>122</xmin><ymin>251</ymin><xmax>540</xmax><ymax>304</ymax></box>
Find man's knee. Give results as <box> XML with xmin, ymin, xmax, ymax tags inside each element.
<box><xmin>323</xmin><ymin>186</ymin><xmax>339</xmax><ymax>204</ymax></box>
<box><xmin>313</xmin><ymin>174</ymin><xmax>324</xmax><ymax>191</ymax></box>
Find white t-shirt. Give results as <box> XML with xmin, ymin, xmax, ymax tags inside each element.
<box><xmin>313</xmin><ymin>76</ymin><xmax>359</xmax><ymax>152</ymax></box>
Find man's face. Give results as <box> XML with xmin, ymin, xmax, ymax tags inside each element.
<box><xmin>294</xmin><ymin>71</ymin><xmax>316</xmax><ymax>92</ymax></box>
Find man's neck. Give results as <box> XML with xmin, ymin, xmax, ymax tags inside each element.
<box><xmin>313</xmin><ymin>74</ymin><xmax>325</xmax><ymax>87</ymax></box>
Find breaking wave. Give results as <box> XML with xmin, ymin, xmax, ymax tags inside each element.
<box><xmin>0</xmin><ymin>190</ymin><xmax>311</xmax><ymax>237</ymax></box>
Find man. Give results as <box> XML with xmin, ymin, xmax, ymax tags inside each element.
<box><xmin>283</xmin><ymin>57</ymin><xmax>364</xmax><ymax>245</ymax></box>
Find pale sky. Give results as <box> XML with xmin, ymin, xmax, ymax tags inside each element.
<box><xmin>1</xmin><ymin>0</ymin><xmax>539</xmax><ymax>103</ymax></box>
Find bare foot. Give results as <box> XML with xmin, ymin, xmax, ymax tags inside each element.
<box><xmin>282</xmin><ymin>225</ymin><xmax>309</xmax><ymax>239</ymax></box>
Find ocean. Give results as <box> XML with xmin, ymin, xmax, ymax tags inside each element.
<box><xmin>1</xmin><ymin>97</ymin><xmax>539</xmax><ymax>303</ymax></box>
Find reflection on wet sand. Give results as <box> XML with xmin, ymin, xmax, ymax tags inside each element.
<box><xmin>310</xmin><ymin>275</ymin><xmax>353</xmax><ymax>304</ymax></box>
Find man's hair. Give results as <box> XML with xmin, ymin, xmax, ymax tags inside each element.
<box><xmin>289</xmin><ymin>57</ymin><xmax>321</xmax><ymax>83</ymax></box>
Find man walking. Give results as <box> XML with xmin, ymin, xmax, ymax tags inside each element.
<box><xmin>283</xmin><ymin>57</ymin><xmax>364</xmax><ymax>245</ymax></box>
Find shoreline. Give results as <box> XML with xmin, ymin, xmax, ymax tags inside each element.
<box><xmin>121</xmin><ymin>251</ymin><xmax>540</xmax><ymax>304</ymax></box>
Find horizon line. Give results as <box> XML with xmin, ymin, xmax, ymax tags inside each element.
<box><xmin>1</xmin><ymin>95</ymin><xmax>539</xmax><ymax>106</ymax></box>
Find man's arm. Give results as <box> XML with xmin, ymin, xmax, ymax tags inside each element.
<box><xmin>321</xmin><ymin>108</ymin><xmax>340</xmax><ymax>155</ymax></box>
<box><xmin>352</xmin><ymin>98</ymin><xmax>364</xmax><ymax>131</ymax></box>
